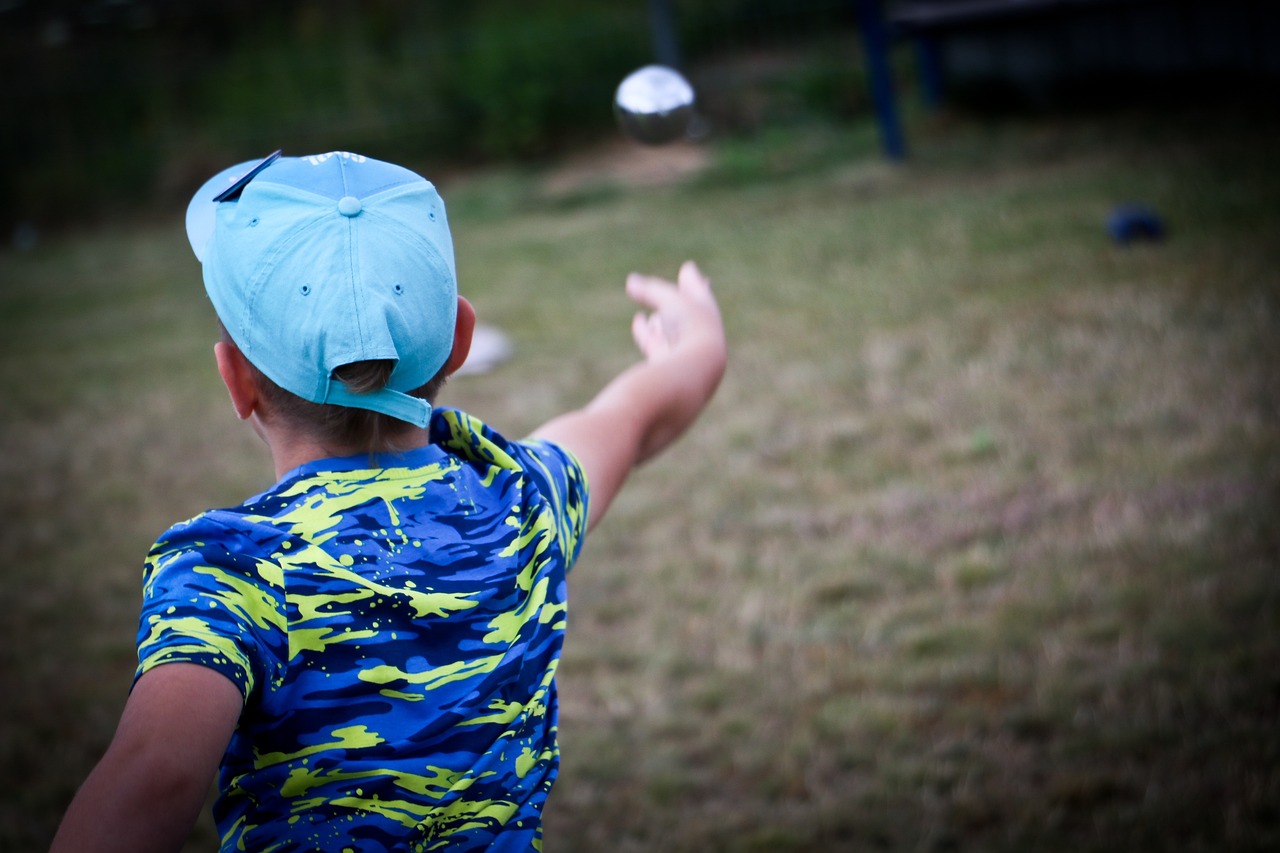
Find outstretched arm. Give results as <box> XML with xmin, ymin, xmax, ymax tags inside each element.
<box><xmin>532</xmin><ymin>260</ymin><xmax>727</xmax><ymax>530</ymax></box>
<box><xmin>50</xmin><ymin>664</ymin><xmax>242</xmax><ymax>853</ymax></box>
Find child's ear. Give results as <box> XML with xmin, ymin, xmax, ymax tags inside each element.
<box><xmin>214</xmin><ymin>341</ymin><xmax>260</xmax><ymax>420</ymax></box>
<box><xmin>441</xmin><ymin>296</ymin><xmax>476</xmax><ymax>377</ymax></box>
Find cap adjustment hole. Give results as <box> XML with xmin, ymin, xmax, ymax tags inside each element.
<box><xmin>300</xmin><ymin>284</ymin><xmax>311</xmax><ymax>296</ymax></box>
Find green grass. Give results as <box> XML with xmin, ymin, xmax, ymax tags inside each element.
<box><xmin>2</xmin><ymin>105</ymin><xmax>1278</xmax><ymax>852</ymax></box>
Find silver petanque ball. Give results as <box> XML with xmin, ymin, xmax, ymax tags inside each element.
<box><xmin>614</xmin><ymin>65</ymin><xmax>695</xmax><ymax>145</ymax></box>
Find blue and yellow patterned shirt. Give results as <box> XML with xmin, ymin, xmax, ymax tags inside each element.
<box><xmin>135</xmin><ymin>408</ymin><xmax>589</xmax><ymax>852</ymax></box>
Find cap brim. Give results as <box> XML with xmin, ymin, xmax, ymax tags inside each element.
<box><xmin>185</xmin><ymin>151</ymin><xmax>281</xmax><ymax>262</ymax></box>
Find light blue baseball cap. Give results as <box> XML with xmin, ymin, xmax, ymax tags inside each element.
<box><xmin>185</xmin><ymin>150</ymin><xmax>458</xmax><ymax>428</ymax></box>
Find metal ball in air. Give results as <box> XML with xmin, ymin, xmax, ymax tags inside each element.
<box><xmin>614</xmin><ymin>65</ymin><xmax>696</xmax><ymax>145</ymax></box>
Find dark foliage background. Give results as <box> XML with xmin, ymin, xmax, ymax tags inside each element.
<box><xmin>0</xmin><ymin>0</ymin><xmax>859</xmax><ymax>232</ymax></box>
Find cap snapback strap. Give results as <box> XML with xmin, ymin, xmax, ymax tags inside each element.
<box><xmin>323</xmin><ymin>381</ymin><xmax>432</xmax><ymax>428</ymax></box>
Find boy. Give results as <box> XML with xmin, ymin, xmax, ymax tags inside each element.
<box><xmin>51</xmin><ymin>151</ymin><xmax>725</xmax><ymax>852</ymax></box>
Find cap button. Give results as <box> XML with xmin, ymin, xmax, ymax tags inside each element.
<box><xmin>338</xmin><ymin>196</ymin><xmax>362</xmax><ymax>217</ymax></box>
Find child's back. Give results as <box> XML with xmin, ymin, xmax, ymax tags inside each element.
<box><xmin>142</xmin><ymin>411</ymin><xmax>585</xmax><ymax>849</ymax></box>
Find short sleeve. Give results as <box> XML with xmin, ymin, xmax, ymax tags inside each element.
<box><xmin>514</xmin><ymin>438</ymin><xmax>590</xmax><ymax>568</ymax></box>
<box><xmin>430</xmin><ymin>408</ymin><xmax>590</xmax><ymax>568</ymax></box>
<box><xmin>134</xmin><ymin>516</ymin><xmax>288</xmax><ymax>702</ymax></box>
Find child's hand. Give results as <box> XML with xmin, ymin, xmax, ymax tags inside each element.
<box><xmin>533</xmin><ymin>260</ymin><xmax>726</xmax><ymax>531</ymax></box>
<box><xmin>626</xmin><ymin>260</ymin><xmax>725</xmax><ymax>365</ymax></box>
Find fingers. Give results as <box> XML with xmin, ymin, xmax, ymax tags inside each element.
<box><xmin>625</xmin><ymin>271</ymin><xmax>674</xmax><ymax>311</ymax></box>
<box><xmin>626</xmin><ymin>261</ymin><xmax>711</xmax><ymax>309</ymax></box>
<box><xmin>632</xmin><ymin>307</ymin><xmax>674</xmax><ymax>354</ymax></box>
<box><xmin>677</xmin><ymin>260</ymin><xmax>710</xmax><ymax>294</ymax></box>
<box><xmin>631</xmin><ymin>310</ymin><xmax>653</xmax><ymax>354</ymax></box>
<box><xmin>626</xmin><ymin>262</ymin><xmax>720</xmax><ymax>359</ymax></box>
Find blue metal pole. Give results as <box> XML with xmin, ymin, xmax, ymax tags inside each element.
<box><xmin>648</xmin><ymin>0</ymin><xmax>682</xmax><ymax>68</ymax></box>
<box><xmin>914</xmin><ymin>32</ymin><xmax>944</xmax><ymax>110</ymax></box>
<box><xmin>854</xmin><ymin>0</ymin><xmax>907</xmax><ymax>160</ymax></box>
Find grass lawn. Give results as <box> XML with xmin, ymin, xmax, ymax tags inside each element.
<box><xmin>2</xmin><ymin>105</ymin><xmax>1277</xmax><ymax>851</ymax></box>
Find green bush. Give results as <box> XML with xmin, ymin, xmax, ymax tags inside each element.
<box><xmin>440</xmin><ymin>9</ymin><xmax>650</xmax><ymax>159</ymax></box>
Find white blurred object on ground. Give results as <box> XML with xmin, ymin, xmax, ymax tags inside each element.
<box><xmin>455</xmin><ymin>324</ymin><xmax>514</xmax><ymax>375</ymax></box>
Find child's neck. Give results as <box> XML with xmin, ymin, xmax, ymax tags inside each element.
<box><xmin>255</xmin><ymin>415</ymin><xmax>431</xmax><ymax>480</ymax></box>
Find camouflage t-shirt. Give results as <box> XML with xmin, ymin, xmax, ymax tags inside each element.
<box><xmin>135</xmin><ymin>408</ymin><xmax>589</xmax><ymax>852</ymax></box>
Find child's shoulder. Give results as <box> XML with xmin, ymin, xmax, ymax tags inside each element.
<box><xmin>144</xmin><ymin>504</ymin><xmax>286</xmax><ymax>576</ymax></box>
<box><xmin>431</xmin><ymin>407</ymin><xmax>584</xmax><ymax>479</ymax></box>
<box><xmin>429</xmin><ymin>406</ymin><xmax>528</xmax><ymax>470</ymax></box>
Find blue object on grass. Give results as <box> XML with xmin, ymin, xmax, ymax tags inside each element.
<box><xmin>1107</xmin><ymin>204</ymin><xmax>1166</xmax><ymax>244</ymax></box>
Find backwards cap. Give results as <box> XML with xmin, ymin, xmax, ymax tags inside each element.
<box><xmin>185</xmin><ymin>151</ymin><xmax>457</xmax><ymax>428</ymax></box>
